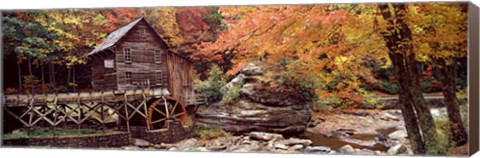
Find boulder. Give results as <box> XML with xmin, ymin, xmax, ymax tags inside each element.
<box><xmin>196</xmin><ymin>63</ymin><xmax>312</xmax><ymax>134</ymax></box>
<box><xmin>339</xmin><ymin>145</ymin><xmax>355</xmax><ymax>154</ymax></box>
<box><xmin>241</xmin><ymin>63</ymin><xmax>264</xmax><ymax>76</ymax></box>
<box><xmin>276</xmin><ymin>138</ymin><xmax>312</xmax><ymax>146</ymax></box>
<box><xmin>289</xmin><ymin>144</ymin><xmax>305</xmax><ymax>150</ymax></box>
<box><xmin>273</xmin><ymin>143</ymin><xmax>289</xmax><ymax>150</ymax></box>
<box><xmin>388</xmin><ymin>130</ymin><xmax>408</xmax><ymax>140</ymax></box>
<box><xmin>381</xmin><ymin>113</ymin><xmax>400</xmax><ymax>121</ymax></box>
<box><xmin>305</xmin><ymin>146</ymin><xmax>331</xmax><ymax>153</ymax></box>
<box><xmin>221</xmin><ymin>74</ymin><xmax>246</xmax><ymax>92</ymax></box>
<box><xmin>206</xmin><ymin>137</ymin><xmax>237</xmax><ymax>151</ymax></box>
<box><xmin>133</xmin><ymin>138</ymin><xmax>152</xmax><ymax>147</ymax></box>
<box><xmin>354</xmin><ymin>149</ymin><xmax>376</xmax><ymax>155</ymax></box>
<box><xmin>174</xmin><ymin>138</ymin><xmax>198</xmax><ymax>150</ymax></box>
<box><xmin>249</xmin><ymin>132</ymin><xmax>284</xmax><ymax>141</ymax></box>
<box><xmin>387</xmin><ymin>144</ymin><xmax>407</xmax><ymax>155</ymax></box>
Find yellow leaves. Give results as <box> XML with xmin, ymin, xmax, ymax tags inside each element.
<box><xmin>334</xmin><ymin>56</ymin><xmax>349</xmax><ymax>64</ymax></box>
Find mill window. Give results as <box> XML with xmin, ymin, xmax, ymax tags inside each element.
<box><xmin>156</xmin><ymin>71</ymin><xmax>163</xmax><ymax>85</ymax></box>
<box><xmin>125</xmin><ymin>72</ymin><xmax>132</xmax><ymax>84</ymax></box>
<box><xmin>124</xmin><ymin>48</ymin><xmax>131</xmax><ymax>63</ymax></box>
<box><xmin>154</xmin><ymin>50</ymin><xmax>162</xmax><ymax>63</ymax></box>
<box><xmin>140</xmin><ymin>29</ymin><xmax>145</xmax><ymax>37</ymax></box>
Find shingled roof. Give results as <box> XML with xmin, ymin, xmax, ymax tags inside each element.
<box><xmin>88</xmin><ymin>16</ymin><xmax>144</xmax><ymax>56</ymax></box>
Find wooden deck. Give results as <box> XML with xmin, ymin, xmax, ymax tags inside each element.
<box><xmin>3</xmin><ymin>88</ymin><xmax>169</xmax><ymax>107</ymax></box>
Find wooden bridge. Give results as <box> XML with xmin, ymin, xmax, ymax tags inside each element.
<box><xmin>2</xmin><ymin>88</ymin><xmax>207</xmax><ymax>134</ymax></box>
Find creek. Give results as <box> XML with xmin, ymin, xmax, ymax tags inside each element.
<box><xmin>297</xmin><ymin>127</ymin><xmax>397</xmax><ymax>152</ymax></box>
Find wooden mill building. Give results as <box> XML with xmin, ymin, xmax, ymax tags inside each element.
<box><xmin>87</xmin><ymin>16</ymin><xmax>195</xmax><ymax>106</ymax></box>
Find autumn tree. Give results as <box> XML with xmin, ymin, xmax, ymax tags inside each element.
<box><xmin>3</xmin><ymin>14</ymin><xmax>58</xmax><ymax>94</ymax></box>
<box><xmin>201</xmin><ymin>3</ymin><xmax>468</xmax><ymax>154</ymax></box>
<box><xmin>142</xmin><ymin>8</ymin><xmax>183</xmax><ymax>48</ymax></box>
<box><xmin>408</xmin><ymin>3</ymin><xmax>468</xmax><ymax>146</ymax></box>
<box><xmin>377</xmin><ymin>3</ymin><xmax>444</xmax><ymax>154</ymax></box>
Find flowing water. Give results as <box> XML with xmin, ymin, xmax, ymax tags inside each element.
<box><xmin>297</xmin><ymin>127</ymin><xmax>397</xmax><ymax>151</ymax></box>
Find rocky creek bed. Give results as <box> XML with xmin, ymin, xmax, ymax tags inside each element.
<box><xmin>120</xmin><ymin>108</ymin><xmax>416</xmax><ymax>156</ymax></box>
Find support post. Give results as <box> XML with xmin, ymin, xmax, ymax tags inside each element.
<box><xmin>123</xmin><ymin>92</ymin><xmax>130</xmax><ymax>133</ymax></box>
<box><xmin>53</xmin><ymin>93</ymin><xmax>58</xmax><ymax>138</ymax></box>
<box><xmin>142</xmin><ymin>90</ymin><xmax>150</xmax><ymax>131</ymax></box>
<box><xmin>101</xmin><ymin>91</ymin><xmax>106</xmax><ymax>134</ymax></box>
<box><xmin>77</xmin><ymin>92</ymin><xmax>81</xmax><ymax>135</ymax></box>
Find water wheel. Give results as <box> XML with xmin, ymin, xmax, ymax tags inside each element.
<box><xmin>147</xmin><ymin>97</ymin><xmax>187</xmax><ymax>130</ymax></box>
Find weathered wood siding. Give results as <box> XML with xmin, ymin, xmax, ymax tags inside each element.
<box><xmin>91</xmin><ymin>51</ymin><xmax>117</xmax><ymax>91</ymax></box>
<box><xmin>114</xmin><ymin>20</ymin><xmax>169</xmax><ymax>90</ymax></box>
<box><xmin>90</xmin><ymin>18</ymin><xmax>196</xmax><ymax>105</ymax></box>
<box><xmin>166</xmin><ymin>52</ymin><xmax>195</xmax><ymax>106</ymax></box>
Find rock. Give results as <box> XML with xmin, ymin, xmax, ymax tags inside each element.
<box><xmin>195</xmin><ymin>63</ymin><xmax>312</xmax><ymax>134</ymax></box>
<box><xmin>195</xmin><ymin>147</ymin><xmax>210</xmax><ymax>152</ymax></box>
<box><xmin>273</xmin><ymin>143</ymin><xmax>289</xmax><ymax>150</ymax></box>
<box><xmin>340</xmin><ymin>138</ymin><xmax>377</xmax><ymax>147</ymax></box>
<box><xmin>308</xmin><ymin>119</ymin><xmax>320</xmax><ymax>127</ymax></box>
<box><xmin>206</xmin><ymin>144</ymin><xmax>227</xmax><ymax>151</ymax></box>
<box><xmin>124</xmin><ymin>146</ymin><xmax>141</xmax><ymax>150</ymax></box>
<box><xmin>328</xmin><ymin>150</ymin><xmax>337</xmax><ymax>154</ymax></box>
<box><xmin>381</xmin><ymin>113</ymin><xmax>400</xmax><ymax>121</ymax></box>
<box><xmin>205</xmin><ymin>137</ymin><xmax>235</xmax><ymax>151</ymax></box>
<box><xmin>374</xmin><ymin>150</ymin><xmax>383</xmax><ymax>155</ymax></box>
<box><xmin>374</xmin><ymin>135</ymin><xmax>388</xmax><ymax>142</ymax></box>
<box><xmin>221</xmin><ymin>74</ymin><xmax>246</xmax><ymax>92</ymax></box>
<box><xmin>388</xmin><ymin>130</ymin><xmax>407</xmax><ymax>140</ymax></box>
<box><xmin>339</xmin><ymin>145</ymin><xmax>355</xmax><ymax>154</ymax></box>
<box><xmin>241</xmin><ymin>63</ymin><xmax>264</xmax><ymax>76</ymax></box>
<box><xmin>289</xmin><ymin>144</ymin><xmax>305</xmax><ymax>150</ymax></box>
<box><xmin>355</xmin><ymin>149</ymin><xmax>376</xmax><ymax>155</ymax></box>
<box><xmin>153</xmin><ymin>144</ymin><xmax>166</xmax><ymax>149</ymax></box>
<box><xmin>240</xmin><ymin>139</ymin><xmax>256</xmax><ymax>145</ymax></box>
<box><xmin>168</xmin><ymin>147</ymin><xmax>178</xmax><ymax>151</ymax></box>
<box><xmin>305</xmin><ymin>146</ymin><xmax>331</xmax><ymax>153</ymax></box>
<box><xmin>133</xmin><ymin>138</ymin><xmax>152</xmax><ymax>147</ymax></box>
<box><xmin>174</xmin><ymin>138</ymin><xmax>198</xmax><ymax>150</ymax></box>
<box><xmin>232</xmin><ymin>141</ymin><xmax>262</xmax><ymax>152</ymax></box>
<box><xmin>387</xmin><ymin>144</ymin><xmax>407</xmax><ymax>155</ymax></box>
<box><xmin>249</xmin><ymin>132</ymin><xmax>284</xmax><ymax>141</ymax></box>
<box><xmin>276</xmin><ymin>138</ymin><xmax>312</xmax><ymax>146</ymax></box>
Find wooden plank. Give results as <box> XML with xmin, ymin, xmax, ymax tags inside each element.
<box><xmin>4</xmin><ymin>88</ymin><xmax>168</xmax><ymax>107</ymax></box>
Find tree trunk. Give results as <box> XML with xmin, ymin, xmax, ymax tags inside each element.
<box><xmin>67</xmin><ymin>66</ymin><xmax>71</xmax><ymax>87</ymax></box>
<box><xmin>41</xmin><ymin>61</ymin><xmax>45</xmax><ymax>94</ymax></box>
<box><xmin>398</xmin><ymin>92</ymin><xmax>426</xmax><ymax>153</ymax></box>
<box><xmin>436</xmin><ymin>58</ymin><xmax>468</xmax><ymax>146</ymax></box>
<box><xmin>17</xmin><ymin>60</ymin><xmax>23</xmax><ymax>93</ymax></box>
<box><xmin>27</xmin><ymin>56</ymin><xmax>35</xmax><ymax>94</ymax></box>
<box><xmin>378</xmin><ymin>3</ymin><xmax>443</xmax><ymax>155</ymax></box>
<box><xmin>49</xmin><ymin>62</ymin><xmax>56</xmax><ymax>91</ymax></box>
<box><xmin>72</xmin><ymin>65</ymin><xmax>76</xmax><ymax>92</ymax></box>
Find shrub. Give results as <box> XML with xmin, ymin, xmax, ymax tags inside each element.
<box><xmin>192</xmin><ymin>127</ymin><xmax>231</xmax><ymax>140</ymax></box>
<box><xmin>221</xmin><ymin>80</ymin><xmax>243</xmax><ymax>104</ymax></box>
<box><xmin>194</xmin><ymin>65</ymin><xmax>226</xmax><ymax>102</ymax></box>
<box><xmin>381</xmin><ymin>79</ymin><xmax>398</xmax><ymax>94</ymax></box>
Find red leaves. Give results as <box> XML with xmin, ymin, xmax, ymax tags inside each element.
<box><xmin>103</xmin><ymin>9</ymin><xmax>139</xmax><ymax>33</ymax></box>
<box><xmin>176</xmin><ymin>7</ymin><xmax>210</xmax><ymax>33</ymax></box>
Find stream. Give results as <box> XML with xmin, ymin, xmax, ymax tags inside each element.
<box><xmin>297</xmin><ymin>127</ymin><xmax>397</xmax><ymax>152</ymax></box>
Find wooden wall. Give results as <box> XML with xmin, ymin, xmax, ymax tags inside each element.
<box><xmin>166</xmin><ymin>52</ymin><xmax>195</xmax><ymax>106</ymax></box>
<box><xmin>114</xmin><ymin>20</ymin><xmax>169</xmax><ymax>90</ymax></box>
<box><xmin>91</xmin><ymin>19</ymin><xmax>195</xmax><ymax>105</ymax></box>
<box><xmin>91</xmin><ymin>51</ymin><xmax>117</xmax><ymax>91</ymax></box>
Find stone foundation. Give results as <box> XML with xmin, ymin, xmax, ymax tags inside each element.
<box><xmin>2</xmin><ymin>132</ymin><xmax>130</xmax><ymax>148</ymax></box>
<box><xmin>126</xmin><ymin>120</ymin><xmax>192</xmax><ymax>144</ymax></box>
